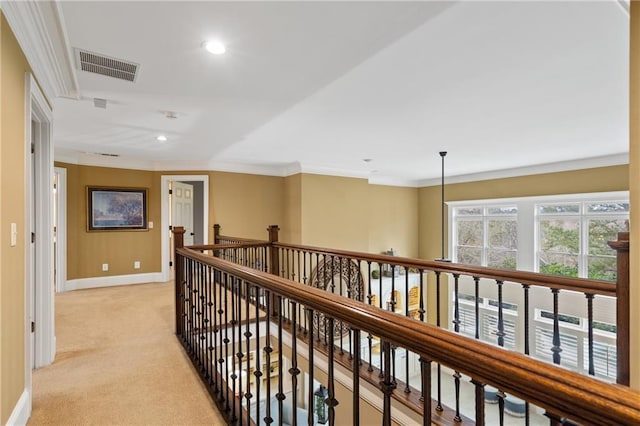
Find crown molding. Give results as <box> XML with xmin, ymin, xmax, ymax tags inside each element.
<box><xmin>2</xmin><ymin>0</ymin><xmax>79</xmax><ymax>101</ymax></box>
<box><xmin>55</xmin><ymin>148</ymin><xmax>629</xmax><ymax>188</ymax></box>
<box><xmin>417</xmin><ymin>153</ymin><xmax>629</xmax><ymax>188</ymax></box>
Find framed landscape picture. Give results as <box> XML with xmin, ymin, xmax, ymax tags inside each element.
<box><xmin>87</xmin><ymin>186</ymin><xmax>148</xmax><ymax>231</ymax></box>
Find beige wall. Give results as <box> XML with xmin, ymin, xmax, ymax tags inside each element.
<box><xmin>297</xmin><ymin>174</ymin><xmax>419</xmax><ymax>257</ymax></box>
<box><xmin>367</xmin><ymin>184</ymin><xmax>418</xmax><ymax>258</ymax></box>
<box><xmin>209</xmin><ymin>171</ymin><xmax>284</xmax><ymax>241</ymax></box>
<box><xmin>630</xmin><ymin>1</ymin><xmax>640</xmax><ymax>390</ymax></box>
<box><xmin>60</xmin><ymin>163</ymin><xmax>161</xmax><ymax>279</ymax></box>
<box><xmin>300</xmin><ymin>174</ymin><xmax>370</xmax><ymax>251</ymax></box>
<box><xmin>282</xmin><ymin>174</ymin><xmax>302</xmax><ymax>244</ymax></box>
<box><xmin>0</xmin><ymin>13</ymin><xmax>31</xmax><ymax>424</ymax></box>
<box><xmin>58</xmin><ymin>166</ymin><xmax>285</xmax><ymax>279</ymax></box>
<box><xmin>418</xmin><ymin>165</ymin><xmax>629</xmax><ymax>324</ymax></box>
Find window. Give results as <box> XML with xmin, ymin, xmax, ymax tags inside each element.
<box><xmin>456</xmin><ymin>293</ymin><xmax>517</xmax><ymax>350</ymax></box>
<box><xmin>535</xmin><ymin>309</ymin><xmax>617</xmax><ymax>381</ymax></box>
<box><xmin>453</xmin><ymin>205</ymin><xmax>518</xmax><ymax>269</ymax></box>
<box><xmin>537</xmin><ymin>201</ymin><xmax>629</xmax><ymax>281</ymax></box>
<box><xmin>450</xmin><ymin>192</ymin><xmax>628</xmax><ymax>280</ymax></box>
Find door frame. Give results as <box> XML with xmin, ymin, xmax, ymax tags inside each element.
<box><xmin>25</xmin><ymin>73</ymin><xmax>55</xmax><ymax>395</ymax></box>
<box><xmin>161</xmin><ymin>175</ymin><xmax>209</xmax><ymax>282</ymax></box>
<box><xmin>54</xmin><ymin>167</ymin><xmax>67</xmax><ymax>293</ymax></box>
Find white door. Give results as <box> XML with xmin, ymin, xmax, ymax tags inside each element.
<box><xmin>171</xmin><ymin>181</ymin><xmax>194</xmax><ymax>246</ymax></box>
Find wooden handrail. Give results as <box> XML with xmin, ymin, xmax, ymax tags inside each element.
<box><xmin>188</xmin><ymin>242</ymin><xmax>268</xmax><ymax>251</ymax></box>
<box><xmin>273</xmin><ymin>241</ymin><xmax>617</xmax><ymax>297</ymax></box>
<box><xmin>177</xmin><ymin>246</ymin><xmax>640</xmax><ymax>425</ymax></box>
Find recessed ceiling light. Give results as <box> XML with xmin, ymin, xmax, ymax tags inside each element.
<box><xmin>156</xmin><ymin>135</ymin><xmax>167</xmax><ymax>142</ymax></box>
<box><xmin>203</xmin><ymin>40</ymin><xmax>226</xmax><ymax>55</ymax></box>
<box><xmin>363</xmin><ymin>158</ymin><xmax>373</xmax><ymax>163</ymax></box>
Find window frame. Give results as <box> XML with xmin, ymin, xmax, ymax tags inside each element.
<box><xmin>449</xmin><ymin>191</ymin><xmax>628</xmax><ymax>278</ymax></box>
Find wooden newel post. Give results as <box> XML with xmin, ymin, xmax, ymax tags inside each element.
<box><xmin>213</xmin><ymin>224</ymin><xmax>221</xmax><ymax>244</ymax></box>
<box><xmin>172</xmin><ymin>226</ymin><xmax>186</xmax><ymax>335</ymax></box>
<box><xmin>608</xmin><ymin>231</ymin><xmax>630</xmax><ymax>386</ymax></box>
<box><xmin>267</xmin><ymin>225</ymin><xmax>280</xmax><ymax>317</ymax></box>
<box><xmin>267</xmin><ymin>225</ymin><xmax>280</xmax><ymax>276</ymax></box>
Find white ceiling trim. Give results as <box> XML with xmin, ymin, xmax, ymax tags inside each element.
<box><xmin>418</xmin><ymin>153</ymin><xmax>629</xmax><ymax>188</ymax></box>
<box><xmin>55</xmin><ymin>150</ymin><xmax>628</xmax><ymax>188</ymax></box>
<box><xmin>2</xmin><ymin>0</ymin><xmax>79</xmax><ymax>101</ymax></box>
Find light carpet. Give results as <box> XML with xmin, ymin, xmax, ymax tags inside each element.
<box><xmin>29</xmin><ymin>281</ymin><xmax>226</xmax><ymax>425</ymax></box>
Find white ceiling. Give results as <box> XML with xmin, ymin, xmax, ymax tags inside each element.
<box><xmin>50</xmin><ymin>1</ymin><xmax>629</xmax><ymax>186</ymax></box>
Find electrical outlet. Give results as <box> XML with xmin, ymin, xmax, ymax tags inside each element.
<box><xmin>134</xmin><ymin>261</ymin><xmax>140</xmax><ymax>269</ymax></box>
<box><xmin>102</xmin><ymin>263</ymin><xmax>109</xmax><ymax>272</ymax></box>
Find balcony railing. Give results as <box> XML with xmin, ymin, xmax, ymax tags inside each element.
<box><xmin>174</xmin><ymin>225</ymin><xmax>637</xmax><ymax>425</ymax></box>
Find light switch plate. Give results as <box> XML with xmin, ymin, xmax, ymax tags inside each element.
<box><xmin>10</xmin><ymin>223</ymin><xmax>17</xmax><ymax>247</ymax></box>
<box><xmin>148</xmin><ymin>221</ymin><xmax>154</xmax><ymax>229</ymax></box>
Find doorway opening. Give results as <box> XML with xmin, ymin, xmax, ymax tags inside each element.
<box><xmin>54</xmin><ymin>167</ymin><xmax>67</xmax><ymax>293</ymax></box>
<box><xmin>161</xmin><ymin>175</ymin><xmax>209</xmax><ymax>282</ymax></box>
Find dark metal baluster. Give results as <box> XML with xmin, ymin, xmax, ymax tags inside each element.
<box><xmin>453</xmin><ymin>274</ymin><xmax>460</xmax><ymax>332</ymax></box>
<box><xmin>230</xmin><ymin>276</ymin><xmax>238</xmax><ymax>422</ymax></box>
<box><xmin>339</xmin><ymin>258</ymin><xmax>344</xmax><ymax>355</ymax></box>
<box><xmin>218</xmin><ymin>271</ymin><xmax>226</xmax><ymax>405</ymax></box>
<box><xmin>390</xmin><ymin>265</ymin><xmax>396</xmax><ymax>312</ymax></box>
<box><xmin>419</xmin><ymin>269</ymin><xmax>425</xmax><ymax>322</ymax></box>
<box><xmin>277</xmin><ymin>296</ymin><xmax>285</xmax><ymax>421</ymax></box>
<box><xmin>474</xmin><ymin>276</ymin><xmax>480</xmax><ymax>339</ymax></box>
<box><xmin>551</xmin><ymin>289</ymin><xmax>562</xmax><ymax>365</ymax></box>
<box><xmin>496</xmin><ymin>280</ymin><xmax>505</xmax><ymax>347</ymax></box>
<box><xmin>497</xmin><ymin>389</ymin><xmax>506</xmax><ymax>426</ymax></box>
<box><xmin>404</xmin><ymin>269</ymin><xmax>410</xmax><ymax>393</ymax></box>
<box><xmin>235</xmin><ymin>278</ymin><xmax>243</xmax><ymax>422</ymax></box>
<box><xmin>264</xmin><ymin>291</ymin><xmax>273</xmax><ymax>425</ymax></box>
<box><xmin>419</xmin><ymin>358</ymin><xmax>432</xmax><ymax>426</ymax></box>
<box><xmin>223</xmin><ymin>273</ymin><xmax>230</xmax><ymax>411</ymax></box>
<box><xmin>327</xmin><ymin>318</ymin><xmax>339</xmax><ymax>425</ymax></box>
<box><xmin>453</xmin><ymin>371</ymin><xmax>462</xmax><ymax>422</ymax></box>
<box><xmin>199</xmin><ymin>263</ymin><xmax>205</xmax><ymax>373</ymax></box>
<box><xmin>244</xmin><ymin>281</ymin><xmax>252</xmax><ymax>418</ymax></box>
<box><xmin>254</xmin><ymin>283</ymin><xmax>262</xmax><ymax>425</ymax></box>
<box><xmin>471</xmin><ymin>380</ymin><xmax>485</xmax><ymax>426</ymax></box>
<box><xmin>378</xmin><ymin>263</ymin><xmax>383</xmax><ymax>309</ymax></box>
<box><xmin>586</xmin><ymin>293</ymin><xmax>595</xmax><ymax>376</ymax></box>
<box><xmin>263</xmin><ymin>246</ymin><xmax>268</xmax><ymax>272</ymax></box>
<box><xmin>378</xmin><ymin>262</ymin><xmax>384</xmax><ymax>379</ymax></box>
<box><xmin>353</xmin><ymin>328</ymin><xmax>361</xmax><ymax>426</ymax></box>
<box><xmin>212</xmin><ymin>268</ymin><xmax>219</xmax><ymax>394</ymax></box>
<box><xmin>303</xmin><ymin>252</ymin><xmax>309</xmax><ymax>334</ymax></box>
<box><xmin>289</xmin><ymin>301</ymin><xmax>300</xmax><ymax>426</ymax></box>
<box><xmin>348</xmin><ymin>260</ymin><xmax>353</xmax><ymax>358</ymax></box>
<box><xmin>206</xmin><ymin>267</ymin><xmax>213</xmax><ymax>387</ymax></box>
<box><xmin>307</xmin><ymin>308</ymin><xmax>315</xmax><ymax>426</ymax></box>
<box><xmin>435</xmin><ymin>271</ymin><xmax>443</xmax><ymax>412</ymax></box>
<box><xmin>286</xmin><ymin>250</ymin><xmax>291</xmax><ymax>320</ymax></box>
<box><xmin>366</xmin><ymin>262</ymin><xmax>374</xmax><ymax>371</ymax></box>
<box><xmin>381</xmin><ymin>340</ymin><xmax>396</xmax><ymax>426</ymax></box>
<box><xmin>297</xmin><ymin>251</ymin><xmax>303</xmax><ymax>332</ymax></box>
<box><xmin>523</xmin><ymin>284</ymin><xmax>531</xmax><ymax>425</ymax></box>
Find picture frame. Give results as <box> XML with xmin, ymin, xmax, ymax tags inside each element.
<box><xmin>87</xmin><ymin>186</ymin><xmax>148</xmax><ymax>231</ymax></box>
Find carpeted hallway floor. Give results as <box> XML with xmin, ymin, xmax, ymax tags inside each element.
<box><xmin>29</xmin><ymin>281</ymin><xmax>226</xmax><ymax>425</ymax></box>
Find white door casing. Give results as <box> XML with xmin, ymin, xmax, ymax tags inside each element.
<box><xmin>160</xmin><ymin>175</ymin><xmax>209</xmax><ymax>282</ymax></box>
<box><xmin>25</xmin><ymin>73</ymin><xmax>55</xmax><ymax>416</ymax></box>
<box><xmin>171</xmin><ymin>181</ymin><xmax>195</xmax><ymax>246</ymax></box>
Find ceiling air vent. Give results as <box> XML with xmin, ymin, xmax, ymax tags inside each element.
<box><xmin>75</xmin><ymin>48</ymin><xmax>139</xmax><ymax>82</ymax></box>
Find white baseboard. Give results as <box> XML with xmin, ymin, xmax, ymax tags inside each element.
<box><xmin>65</xmin><ymin>272</ymin><xmax>165</xmax><ymax>291</ymax></box>
<box><xmin>6</xmin><ymin>389</ymin><xmax>30</xmax><ymax>426</ymax></box>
